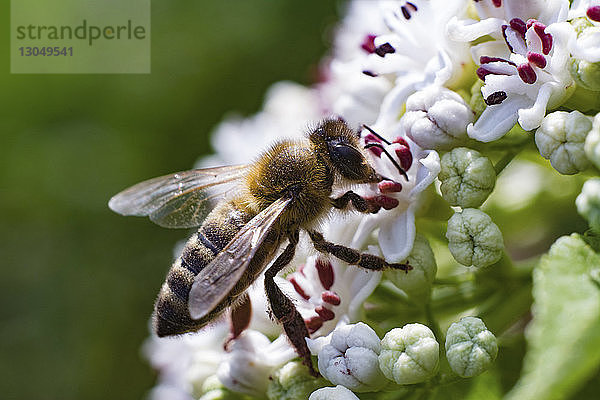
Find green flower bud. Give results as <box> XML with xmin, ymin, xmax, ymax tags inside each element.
<box><xmin>199</xmin><ymin>375</ymin><xmax>246</xmax><ymax>400</ymax></box>
<box><xmin>378</xmin><ymin>324</ymin><xmax>439</xmax><ymax>384</ymax></box>
<box><xmin>535</xmin><ymin>111</ymin><xmax>592</xmax><ymax>175</ymax></box>
<box><xmin>576</xmin><ymin>178</ymin><xmax>600</xmax><ymax>232</ymax></box>
<box><xmin>446</xmin><ymin>208</ymin><xmax>504</xmax><ymax>268</ymax></box>
<box><xmin>569</xmin><ymin>18</ymin><xmax>600</xmax><ymax>91</ymax></box>
<box><xmin>267</xmin><ymin>361</ymin><xmax>327</xmax><ymax>400</ymax></box>
<box><xmin>584</xmin><ymin>113</ymin><xmax>600</xmax><ymax>169</ymax></box>
<box><xmin>445</xmin><ymin>317</ymin><xmax>497</xmax><ymax>378</ymax></box>
<box><xmin>385</xmin><ymin>234</ymin><xmax>437</xmax><ymax>302</ymax></box>
<box><xmin>469</xmin><ymin>80</ymin><xmax>486</xmax><ymax>119</ymax></box>
<box><xmin>309</xmin><ymin>385</ymin><xmax>359</xmax><ymax>400</ymax></box>
<box><xmin>439</xmin><ymin>147</ymin><xmax>496</xmax><ymax>208</ymax></box>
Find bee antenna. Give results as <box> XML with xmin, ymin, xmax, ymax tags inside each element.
<box><xmin>364</xmin><ymin>143</ymin><xmax>409</xmax><ymax>181</ymax></box>
<box><xmin>362</xmin><ymin>124</ymin><xmax>391</xmax><ymax>145</ymax></box>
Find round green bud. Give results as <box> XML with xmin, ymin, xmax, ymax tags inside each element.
<box><xmin>378</xmin><ymin>324</ymin><xmax>439</xmax><ymax>384</ymax></box>
<box><xmin>385</xmin><ymin>234</ymin><xmax>437</xmax><ymax>302</ymax></box>
<box><xmin>267</xmin><ymin>361</ymin><xmax>327</xmax><ymax>400</ymax></box>
<box><xmin>576</xmin><ymin>178</ymin><xmax>600</xmax><ymax>232</ymax></box>
<box><xmin>308</xmin><ymin>385</ymin><xmax>360</xmax><ymax>400</ymax></box>
<box><xmin>535</xmin><ymin>111</ymin><xmax>592</xmax><ymax>175</ymax></box>
<box><xmin>584</xmin><ymin>113</ymin><xmax>600</xmax><ymax>170</ymax></box>
<box><xmin>446</xmin><ymin>208</ymin><xmax>504</xmax><ymax>268</ymax></box>
<box><xmin>569</xmin><ymin>57</ymin><xmax>600</xmax><ymax>91</ymax></box>
<box><xmin>439</xmin><ymin>147</ymin><xmax>496</xmax><ymax>207</ymax></box>
<box><xmin>199</xmin><ymin>375</ymin><xmax>246</xmax><ymax>400</ymax></box>
<box><xmin>445</xmin><ymin>317</ymin><xmax>498</xmax><ymax>378</ymax></box>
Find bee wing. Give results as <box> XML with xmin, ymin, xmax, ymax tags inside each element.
<box><xmin>108</xmin><ymin>165</ymin><xmax>248</xmax><ymax>228</ymax></box>
<box><xmin>188</xmin><ymin>196</ymin><xmax>291</xmax><ymax>320</ymax></box>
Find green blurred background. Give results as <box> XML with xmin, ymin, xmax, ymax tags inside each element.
<box><xmin>0</xmin><ymin>1</ymin><xmax>341</xmax><ymax>398</ymax></box>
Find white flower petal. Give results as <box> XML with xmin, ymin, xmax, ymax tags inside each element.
<box><xmin>468</xmin><ymin>95</ymin><xmax>531</xmax><ymax>141</ymax></box>
<box><xmin>378</xmin><ymin>207</ymin><xmax>417</xmax><ymax>263</ymax></box>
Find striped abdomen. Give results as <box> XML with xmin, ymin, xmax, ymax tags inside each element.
<box><xmin>153</xmin><ymin>199</ymin><xmax>253</xmax><ymax>337</ymax></box>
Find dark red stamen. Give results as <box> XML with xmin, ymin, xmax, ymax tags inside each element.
<box><xmin>289</xmin><ymin>277</ymin><xmax>310</xmax><ymax>300</ymax></box>
<box><xmin>322</xmin><ymin>291</ymin><xmax>341</xmax><ymax>306</ymax></box>
<box><xmin>305</xmin><ymin>316</ymin><xmax>323</xmax><ymax>333</ymax></box>
<box><xmin>362</xmin><ymin>70</ymin><xmax>378</xmax><ymax>77</ymax></box>
<box><xmin>588</xmin><ymin>6</ymin><xmax>600</xmax><ymax>22</ymax></box>
<box><xmin>527</xmin><ymin>52</ymin><xmax>547</xmax><ymax>68</ymax></box>
<box><xmin>361</xmin><ymin>34</ymin><xmax>377</xmax><ymax>54</ymax></box>
<box><xmin>316</xmin><ymin>258</ymin><xmax>334</xmax><ymax>290</ymax></box>
<box><xmin>480</xmin><ymin>56</ymin><xmax>516</xmax><ymax>66</ymax></box>
<box><xmin>533</xmin><ymin>22</ymin><xmax>553</xmax><ymax>55</ymax></box>
<box><xmin>406</xmin><ymin>2</ymin><xmax>418</xmax><ymax>11</ymax></box>
<box><xmin>375</xmin><ymin>42</ymin><xmax>396</xmax><ymax>57</ymax></box>
<box><xmin>395</xmin><ymin>147</ymin><xmax>413</xmax><ymax>171</ymax></box>
<box><xmin>401</xmin><ymin>5</ymin><xmax>411</xmax><ymax>19</ymax></box>
<box><xmin>364</xmin><ymin>133</ymin><xmax>383</xmax><ymax>143</ymax></box>
<box><xmin>485</xmin><ymin>91</ymin><xmax>507</xmax><ymax>105</ymax></box>
<box><xmin>374</xmin><ymin>195</ymin><xmax>400</xmax><ymax>210</ymax></box>
<box><xmin>378</xmin><ymin>181</ymin><xmax>403</xmax><ymax>193</ymax></box>
<box><xmin>392</xmin><ymin>137</ymin><xmax>409</xmax><ymax>146</ymax></box>
<box><xmin>366</xmin><ymin>145</ymin><xmax>383</xmax><ymax>158</ymax></box>
<box><xmin>476</xmin><ymin>66</ymin><xmax>492</xmax><ymax>81</ymax></box>
<box><xmin>517</xmin><ymin>63</ymin><xmax>537</xmax><ymax>83</ymax></box>
<box><xmin>492</xmin><ymin>0</ymin><xmax>502</xmax><ymax>7</ymax></box>
<box><xmin>315</xmin><ymin>306</ymin><xmax>335</xmax><ymax>321</ymax></box>
<box><xmin>509</xmin><ymin>18</ymin><xmax>527</xmax><ymax>39</ymax></box>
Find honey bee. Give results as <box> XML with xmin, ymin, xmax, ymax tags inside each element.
<box><xmin>109</xmin><ymin>119</ymin><xmax>410</xmax><ymax>375</ymax></box>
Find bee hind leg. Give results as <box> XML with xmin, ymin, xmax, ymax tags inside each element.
<box><xmin>264</xmin><ymin>230</ymin><xmax>318</xmax><ymax>377</ymax></box>
<box><xmin>308</xmin><ymin>230</ymin><xmax>412</xmax><ymax>272</ymax></box>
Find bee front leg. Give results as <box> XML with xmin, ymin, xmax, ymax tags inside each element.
<box><xmin>264</xmin><ymin>231</ymin><xmax>318</xmax><ymax>377</ymax></box>
<box><xmin>308</xmin><ymin>230</ymin><xmax>412</xmax><ymax>272</ymax></box>
<box><xmin>331</xmin><ymin>191</ymin><xmax>398</xmax><ymax>214</ymax></box>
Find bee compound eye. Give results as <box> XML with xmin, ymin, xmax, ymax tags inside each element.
<box><xmin>329</xmin><ymin>143</ymin><xmax>366</xmax><ymax>180</ymax></box>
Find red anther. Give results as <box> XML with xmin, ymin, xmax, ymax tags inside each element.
<box><xmin>375</xmin><ymin>195</ymin><xmax>400</xmax><ymax>210</ymax></box>
<box><xmin>476</xmin><ymin>66</ymin><xmax>492</xmax><ymax>81</ymax></box>
<box><xmin>395</xmin><ymin>147</ymin><xmax>413</xmax><ymax>171</ymax></box>
<box><xmin>526</xmin><ymin>19</ymin><xmax>536</xmax><ymax>29</ymax></box>
<box><xmin>289</xmin><ymin>276</ymin><xmax>310</xmax><ymax>300</ymax></box>
<box><xmin>322</xmin><ymin>290</ymin><xmax>341</xmax><ymax>306</ymax></box>
<box><xmin>361</xmin><ymin>34</ymin><xmax>377</xmax><ymax>54</ymax></box>
<box><xmin>316</xmin><ymin>258</ymin><xmax>334</xmax><ymax>290</ymax></box>
<box><xmin>362</xmin><ymin>70</ymin><xmax>378</xmax><ymax>77</ymax></box>
<box><xmin>492</xmin><ymin>0</ymin><xmax>502</xmax><ymax>7</ymax></box>
<box><xmin>364</xmin><ymin>133</ymin><xmax>382</xmax><ymax>143</ymax></box>
<box><xmin>378</xmin><ymin>180</ymin><xmax>403</xmax><ymax>193</ymax></box>
<box><xmin>588</xmin><ymin>6</ymin><xmax>600</xmax><ymax>22</ymax></box>
<box><xmin>392</xmin><ymin>136</ymin><xmax>409</xmax><ymax>146</ymax></box>
<box><xmin>533</xmin><ymin>22</ymin><xmax>553</xmax><ymax>55</ymax></box>
<box><xmin>527</xmin><ymin>52</ymin><xmax>547</xmax><ymax>68</ymax></box>
<box><xmin>517</xmin><ymin>63</ymin><xmax>537</xmax><ymax>84</ymax></box>
<box><xmin>374</xmin><ymin>42</ymin><xmax>396</xmax><ymax>57</ymax></box>
<box><xmin>485</xmin><ymin>91</ymin><xmax>507</xmax><ymax>106</ymax></box>
<box><xmin>305</xmin><ymin>316</ymin><xmax>323</xmax><ymax>333</ymax></box>
<box><xmin>509</xmin><ymin>18</ymin><xmax>527</xmax><ymax>38</ymax></box>
<box><xmin>480</xmin><ymin>56</ymin><xmax>517</xmax><ymax>66</ymax></box>
<box><xmin>315</xmin><ymin>306</ymin><xmax>335</xmax><ymax>321</ymax></box>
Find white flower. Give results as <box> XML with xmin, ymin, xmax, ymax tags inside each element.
<box><xmin>143</xmin><ymin>324</ymin><xmax>229</xmax><ymax>399</ymax></box>
<box><xmin>356</xmin><ymin>124</ymin><xmax>440</xmax><ymax>263</ymax></box>
<box><xmin>402</xmin><ymin>86</ymin><xmax>474</xmax><ymax>150</ymax></box>
<box><xmin>217</xmin><ymin>330</ymin><xmax>297</xmax><ymax>397</ymax></box>
<box><xmin>199</xmin><ymin>81</ymin><xmax>325</xmax><ymax>167</ymax></box>
<box><xmin>309</xmin><ymin>385</ymin><xmax>360</xmax><ymax>400</ymax></box>
<box><xmin>568</xmin><ymin>1</ymin><xmax>600</xmax><ymax>63</ymax></box>
<box><xmin>449</xmin><ymin>0</ymin><xmax>575</xmax><ymax>142</ymax></box>
<box><xmin>315</xmin><ymin>322</ymin><xmax>388</xmax><ymax>392</ymax></box>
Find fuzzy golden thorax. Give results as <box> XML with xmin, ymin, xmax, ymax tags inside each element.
<box><xmin>245</xmin><ymin>139</ymin><xmax>334</xmax><ymax>230</ymax></box>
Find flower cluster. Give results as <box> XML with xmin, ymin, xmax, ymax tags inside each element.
<box><xmin>143</xmin><ymin>1</ymin><xmax>600</xmax><ymax>399</ymax></box>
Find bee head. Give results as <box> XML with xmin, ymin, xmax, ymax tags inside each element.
<box><xmin>309</xmin><ymin>118</ymin><xmax>382</xmax><ymax>184</ymax></box>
